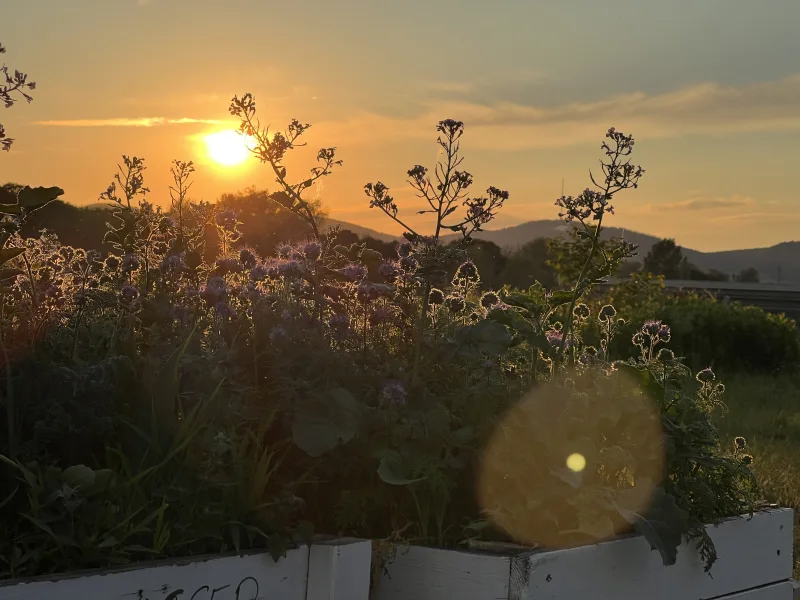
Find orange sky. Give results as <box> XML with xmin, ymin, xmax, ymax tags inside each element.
<box><xmin>3</xmin><ymin>0</ymin><xmax>800</xmax><ymax>252</ymax></box>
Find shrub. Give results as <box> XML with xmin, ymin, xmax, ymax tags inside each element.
<box><xmin>0</xmin><ymin>82</ymin><xmax>760</xmax><ymax>580</ymax></box>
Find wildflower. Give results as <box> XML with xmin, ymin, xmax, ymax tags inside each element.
<box><xmin>249</xmin><ymin>263</ymin><xmax>269</xmax><ymax>282</ymax></box>
<box><xmin>200</xmin><ymin>276</ymin><xmax>227</xmax><ymax>304</ymax></box>
<box><xmin>214</xmin><ymin>301</ymin><xmax>234</xmax><ymax>319</ymax></box>
<box><xmin>469</xmin><ymin>311</ymin><xmax>481</xmax><ymax>322</ymax></box>
<box><xmin>121</xmin><ymin>253</ymin><xmax>140</xmax><ymax>274</ymax></box>
<box><xmin>342</xmin><ymin>262</ymin><xmax>368</xmax><ymax>281</ymax></box>
<box><xmin>584</xmin><ymin>345</ymin><xmax>598</xmax><ymax>356</ymax></box>
<box><xmin>160</xmin><ymin>254</ymin><xmax>186</xmax><ymax>274</ymax></box>
<box><xmin>482</xmin><ymin>359</ymin><xmax>494</xmax><ymax>370</ymax></box>
<box><xmin>735</xmin><ymin>436</ymin><xmax>747</xmax><ymax>450</ymax></box>
<box><xmin>741</xmin><ymin>454</ymin><xmax>753</xmax><ymax>466</ymax></box>
<box><xmin>278</xmin><ymin>259</ymin><xmax>304</xmax><ymax>279</ymax></box>
<box><xmin>657</xmin><ymin>323</ymin><xmax>671</xmax><ymax>343</ymax></box>
<box><xmin>642</xmin><ymin>320</ymin><xmax>661</xmax><ymax>336</ymax></box>
<box><xmin>445</xmin><ymin>295</ymin><xmax>466</xmax><ymax>313</ymax></box>
<box><xmin>657</xmin><ymin>348</ymin><xmax>675</xmax><ymax>362</ymax></box>
<box><xmin>453</xmin><ymin>260</ymin><xmax>480</xmax><ymax>285</ymax></box>
<box><xmin>632</xmin><ymin>332</ymin><xmax>645</xmax><ymax>347</ymax></box>
<box><xmin>546</xmin><ymin>330</ymin><xmax>563</xmax><ymax>346</ymax></box>
<box><xmin>696</xmin><ymin>367</ymin><xmax>715</xmax><ymax>383</ymax></box>
<box><xmin>399</xmin><ymin>256</ymin><xmax>418</xmax><ymax>272</ymax></box>
<box><xmin>428</xmin><ymin>288</ymin><xmax>445</xmax><ymax>305</ymax></box>
<box><xmin>215</xmin><ymin>257</ymin><xmax>242</xmax><ymax>276</ymax></box>
<box><xmin>105</xmin><ymin>255</ymin><xmax>121</xmax><ymax>270</ymax></box>
<box><xmin>302</xmin><ymin>240</ymin><xmax>322</xmax><ymax>260</ymax></box>
<box><xmin>598</xmin><ymin>304</ymin><xmax>617</xmax><ymax>322</ymax></box>
<box><xmin>378</xmin><ymin>260</ymin><xmax>400</xmax><ymax>279</ymax></box>
<box><xmin>119</xmin><ymin>284</ymin><xmax>139</xmax><ymax>304</ymax></box>
<box><xmin>215</xmin><ymin>209</ymin><xmax>238</xmax><ymax>230</ymax></box>
<box><xmin>480</xmin><ymin>291</ymin><xmax>500</xmax><ymax>310</ymax></box>
<box><xmin>275</xmin><ymin>243</ymin><xmax>293</xmax><ymax>259</ymax></box>
<box><xmin>573</xmin><ymin>303</ymin><xmax>590</xmax><ymax>320</ymax></box>
<box><xmin>396</xmin><ymin>240</ymin><xmax>413</xmax><ymax>258</ymax></box>
<box><xmin>380</xmin><ymin>380</ymin><xmax>407</xmax><ymax>406</ymax></box>
<box><xmin>239</xmin><ymin>248</ymin><xmax>258</xmax><ymax>268</ymax></box>
<box><xmin>357</xmin><ymin>281</ymin><xmax>379</xmax><ymax>302</ymax></box>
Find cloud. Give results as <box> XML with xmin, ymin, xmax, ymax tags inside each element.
<box><xmin>315</xmin><ymin>74</ymin><xmax>800</xmax><ymax>151</ymax></box>
<box><xmin>663</xmin><ymin>195</ymin><xmax>756</xmax><ymax>211</ymax></box>
<box><xmin>34</xmin><ymin>117</ymin><xmax>225</xmax><ymax>127</ymax></box>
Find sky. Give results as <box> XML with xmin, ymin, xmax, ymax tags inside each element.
<box><xmin>3</xmin><ymin>0</ymin><xmax>800</xmax><ymax>252</ymax></box>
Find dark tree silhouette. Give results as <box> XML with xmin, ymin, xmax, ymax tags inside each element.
<box><xmin>643</xmin><ymin>238</ymin><xmax>687</xmax><ymax>279</ymax></box>
<box><xmin>737</xmin><ymin>267</ymin><xmax>760</xmax><ymax>283</ymax></box>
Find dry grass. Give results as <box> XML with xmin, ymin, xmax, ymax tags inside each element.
<box><xmin>716</xmin><ymin>371</ymin><xmax>800</xmax><ymax>576</ymax></box>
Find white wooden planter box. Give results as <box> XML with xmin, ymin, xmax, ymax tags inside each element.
<box><xmin>375</xmin><ymin>508</ymin><xmax>796</xmax><ymax>600</ymax></box>
<box><xmin>0</xmin><ymin>537</ymin><xmax>371</xmax><ymax>600</ymax></box>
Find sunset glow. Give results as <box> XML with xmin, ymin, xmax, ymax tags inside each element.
<box><xmin>204</xmin><ymin>130</ymin><xmax>257</xmax><ymax>167</ymax></box>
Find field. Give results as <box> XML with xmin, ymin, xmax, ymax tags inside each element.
<box><xmin>719</xmin><ymin>371</ymin><xmax>800</xmax><ymax>575</ymax></box>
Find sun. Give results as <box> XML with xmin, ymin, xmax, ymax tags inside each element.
<box><xmin>204</xmin><ymin>130</ymin><xmax>256</xmax><ymax>167</ymax></box>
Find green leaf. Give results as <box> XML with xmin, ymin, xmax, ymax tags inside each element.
<box><xmin>454</xmin><ymin>319</ymin><xmax>512</xmax><ymax>358</ymax></box>
<box><xmin>0</xmin><ymin>268</ymin><xmax>23</xmax><ymax>282</ymax></box>
<box><xmin>292</xmin><ymin>388</ymin><xmax>360</xmax><ymax>457</ymax></box>
<box><xmin>359</xmin><ymin>248</ymin><xmax>383</xmax><ymax>264</ymax></box>
<box><xmin>17</xmin><ymin>186</ymin><xmax>64</xmax><ymax>211</ymax></box>
<box><xmin>617</xmin><ymin>488</ymin><xmax>688</xmax><ymax>567</ymax></box>
<box><xmin>377</xmin><ymin>454</ymin><xmax>426</xmax><ymax>486</ymax></box>
<box><xmin>0</xmin><ymin>248</ymin><xmax>25</xmax><ymax>267</ymax></box>
<box><xmin>62</xmin><ymin>464</ymin><xmax>95</xmax><ymax>491</ymax></box>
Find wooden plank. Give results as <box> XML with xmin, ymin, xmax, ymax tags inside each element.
<box><xmin>375</xmin><ymin>545</ymin><xmax>512</xmax><ymax>600</ymax></box>
<box><xmin>306</xmin><ymin>538</ymin><xmax>372</xmax><ymax>600</ymax></box>
<box><xmin>0</xmin><ymin>547</ymin><xmax>311</xmax><ymax>600</ymax></box>
<box><xmin>517</xmin><ymin>508</ymin><xmax>794</xmax><ymax>600</ymax></box>
<box><xmin>715</xmin><ymin>581</ymin><xmax>795</xmax><ymax>600</ymax></box>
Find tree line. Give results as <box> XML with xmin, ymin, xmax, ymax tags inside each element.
<box><xmin>0</xmin><ymin>183</ymin><xmax>760</xmax><ymax>287</ymax></box>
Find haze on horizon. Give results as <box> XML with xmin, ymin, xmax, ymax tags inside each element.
<box><xmin>2</xmin><ymin>0</ymin><xmax>800</xmax><ymax>253</ymax></box>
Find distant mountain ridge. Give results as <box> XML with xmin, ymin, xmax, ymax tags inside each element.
<box><xmin>327</xmin><ymin>217</ymin><xmax>800</xmax><ymax>284</ymax></box>
<box><xmin>63</xmin><ymin>202</ymin><xmax>800</xmax><ymax>283</ymax></box>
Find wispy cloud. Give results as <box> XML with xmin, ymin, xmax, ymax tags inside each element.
<box><xmin>317</xmin><ymin>74</ymin><xmax>800</xmax><ymax>151</ymax></box>
<box><xmin>35</xmin><ymin>117</ymin><xmax>224</xmax><ymax>127</ymax></box>
<box><xmin>664</xmin><ymin>195</ymin><xmax>756</xmax><ymax>211</ymax></box>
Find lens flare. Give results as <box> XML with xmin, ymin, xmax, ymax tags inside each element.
<box><xmin>477</xmin><ymin>366</ymin><xmax>665</xmax><ymax>550</ymax></box>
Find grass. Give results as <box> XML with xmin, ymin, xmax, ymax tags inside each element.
<box><xmin>716</xmin><ymin>371</ymin><xmax>800</xmax><ymax>576</ymax></box>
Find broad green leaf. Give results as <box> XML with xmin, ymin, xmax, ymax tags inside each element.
<box><xmin>0</xmin><ymin>248</ymin><xmax>25</xmax><ymax>267</ymax></box>
<box><xmin>617</xmin><ymin>487</ymin><xmax>688</xmax><ymax>567</ymax></box>
<box><xmin>17</xmin><ymin>186</ymin><xmax>64</xmax><ymax>210</ymax></box>
<box><xmin>0</xmin><ymin>268</ymin><xmax>23</xmax><ymax>282</ymax></box>
<box><xmin>359</xmin><ymin>248</ymin><xmax>383</xmax><ymax>263</ymax></box>
<box><xmin>377</xmin><ymin>454</ymin><xmax>426</xmax><ymax>486</ymax></box>
<box><xmin>292</xmin><ymin>388</ymin><xmax>360</xmax><ymax>457</ymax></box>
<box><xmin>62</xmin><ymin>464</ymin><xmax>96</xmax><ymax>491</ymax></box>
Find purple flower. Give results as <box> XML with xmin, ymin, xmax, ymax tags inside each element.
<box><xmin>302</xmin><ymin>241</ymin><xmax>322</xmax><ymax>260</ymax></box>
<box><xmin>275</xmin><ymin>243</ymin><xmax>293</xmax><ymax>259</ymax></box>
<box><xmin>546</xmin><ymin>330</ymin><xmax>563</xmax><ymax>346</ymax></box>
<box><xmin>105</xmin><ymin>255</ymin><xmax>121</xmax><ymax>270</ymax></box>
<box><xmin>657</xmin><ymin>323</ymin><xmax>671</xmax><ymax>343</ymax></box>
<box><xmin>396</xmin><ymin>241</ymin><xmax>413</xmax><ymax>258</ymax></box>
<box><xmin>399</xmin><ymin>256</ymin><xmax>418</xmax><ymax>272</ymax></box>
<box><xmin>342</xmin><ymin>262</ymin><xmax>368</xmax><ymax>281</ymax></box>
<box><xmin>453</xmin><ymin>260</ymin><xmax>480</xmax><ymax>284</ymax></box>
<box><xmin>239</xmin><ymin>248</ymin><xmax>258</xmax><ymax>268</ymax></box>
<box><xmin>119</xmin><ymin>284</ymin><xmax>139</xmax><ymax>304</ymax></box>
<box><xmin>213</xmin><ymin>301</ymin><xmax>234</xmax><ymax>319</ymax></box>
<box><xmin>380</xmin><ymin>380</ymin><xmax>407</xmax><ymax>406</ymax></box>
<box><xmin>121</xmin><ymin>253</ymin><xmax>140</xmax><ymax>274</ymax></box>
<box><xmin>249</xmin><ymin>263</ymin><xmax>269</xmax><ymax>282</ymax></box>
<box><xmin>642</xmin><ymin>320</ymin><xmax>662</xmax><ymax>336</ymax></box>
<box><xmin>357</xmin><ymin>282</ymin><xmax>379</xmax><ymax>302</ymax></box>
<box><xmin>269</xmin><ymin>326</ymin><xmax>288</xmax><ymax>342</ymax></box>
<box><xmin>378</xmin><ymin>260</ymin><xmax>400</xmax><ymax>279</ymax></box>
<box><xmin>278</xmin><ymin>259</ymin><xmax>304</xmax><ymax>279</ymax></box>
<box><xmin>160</xmin><ymin>254</ymin><xmax>186</xmax><ymax>274</ymax></box>
<box><xmin>200</xmin><ymin>276</ymin><xmax>227</xmax><ymax>304</ymax></box>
